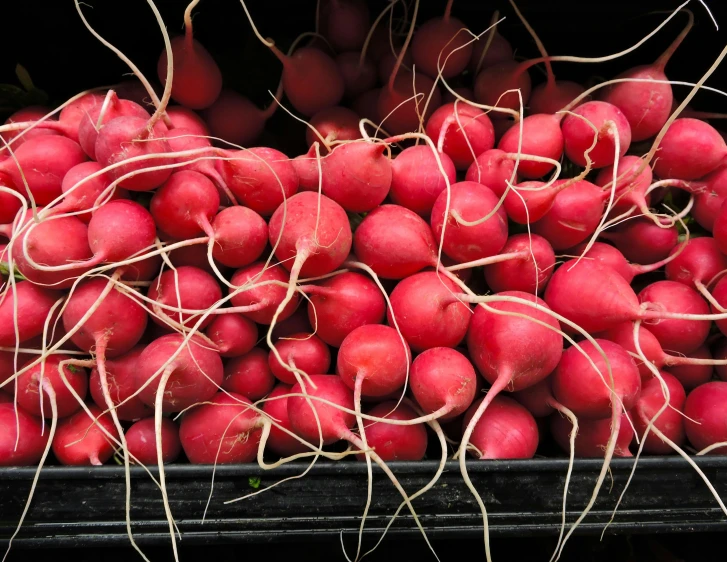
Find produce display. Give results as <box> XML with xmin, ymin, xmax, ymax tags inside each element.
<box><xmin>2</xmin><ymin>0</ymin><xmax>727</xmax><ymax>559</ymax></box>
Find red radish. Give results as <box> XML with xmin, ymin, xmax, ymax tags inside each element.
<box><xmin>425</xmin><ymin>103</ymin><xmax>495</xmax><ymax>170</ymax></box>
<box><xmin>377</xmin><ymin>48</ymin><xmax>413</xmax><ymax>85</ymax></box>
<box><xmin>126</xmin><ymin>417</ymin><xmax>181</xmax><ymax>464</ymax></box>
<box><xmin>89</xmin><ymin>346</ymin><xmax>152</xmax><ymax>421</ymax></box>
<box><xmin>135</xmin><ymin>334</ymin><xmax>223</xmax><ymax>413</ymax></box>
<box><xmin>156</xmin><ymin>10</ymin><xmax>222</xmax><ymax>110</ymax></box>
<box><xmin>52</xmin><ymin>405</ymin><xmax>117</xmax><ymax>465</ymax></box>
<box><xmin>411</xmin><ymin>2</ymin><xmax>473</xmax><ymax>79</ymax></box>
<box><xmin>0</xmin><ymin>184</ymin><xmax>21</xmax><ymax>225</ymax></box>
<box><xmin>56</xmin><ymin>161</ymin><xmax>125</xmax><ymax>223</ymax></box>
<box><xmin>58</xmin><ymin>94</ymin><xmax>105</xmax><ymax>141</ymax></box>
<box><xmin>463</xmin><ymin>396</ymin><xmax>539</xmax><ymax>459</ymax></box>
<box><xmin>529</xmin><ymin>80</ymin><xmax>585</xmax><ymax>115</ymax></box>
<box><xmin>224</xmin><ymin>348</ymin><xmax>276</xmax><ymax>401</ymax></box>
<box><xmin>511</xmin><ymin>377</ymin><xmax>558</xmax><ymax>418</ymax></box>
<box><xmin>353</xmin><ymin>204</ymin><xmax>438</xmax><ymax>279</ymax></box>
<box><xmin>388</xmin><ymin>272</ymin><xmax>471</xmax><ymax>352</ymax></box>
<box><xmin>306</xmin><ymin>106</ymin><xmax>361</xmax><ymax>148</ymax></box>
<box><xmin>268</xmin><ymin>191</ymin><xmax>352</xmax><ymax>278</ymax></box>
<box><xmin>1</xmin><ymin>106</ymin><xmax>62</xmax><ymax>147</ymax></box>
<box><xmin>179</xmin><ymin>392</ymin><xmax>262</xmax><ymax>463</ymax></box>
<box><xmin>165</xmin><ymin>106</ymin><xmax>209</xmax><ymax>136</ymax></box>
<box><xmin>337</xmin><ymin>324</ymin><xmax>410</xmax><ymax>397</ymax></box>
<box><xmin>503</xmin><ymin>180</ymin><xmax>584</xmax><ymax>225</ymax></box>
<box><xmin>352</xmin><ymin>88</ymin><xmax>381</xmax><ymax>122</ymax></box>
<box><xmin>86</xmin><ymin>199</ymin><xmax>157</xmax><ymax>265</ymax></box>
<box><xmin>262</xmin><ymin>384</ymin><xmax>309</xmax><ymax>456</ymax></box>
<box><xmin>633</xmin><ymin>371</ymin><xmax>686</xmax><ymax>455</ymax></box>
<box><xmin>571</xmin><ymin>241</ymin><xmax>671</xmax><ymax>284</ymax></box>
<box><xmin>336</xmin><ymin>51</ymin><xmax>377</xmax><ymax>98</ymax></box>
<box><xmin>271</xmin><ymin>304</ymin><xmax>314</xmax><ymax>342</ymax></box>
<box><xmin>1</xmin><ymin>350</ymin><xmax>32</xmax><ymax>391</ymax></box>
<box><xmin>16</xmin><ymin>355</ymin><xmax>88</xmax><ymax>418</ymax></box>
<box><xmin>304</xmin><ymin>271</ymin><xmax>385</xmax><ymax>347</ymax></box>
<box><xmin>470</xmin><ymin>27</ymin><xmax>512</xmax><ymax>72</ymax></box>
<box><xmin>0</xmin><ymin>404</ymin><xmax>48</xmax><ymax>466</ymax></box>
<box><xmin>409</xmin><ymin>347</ymin><xmax>477</xmax><ymax>421</ymax></box>
<box><xmin>443</xmin><ymin>87</ymin><xmax>475</xmax><ymax>104</ymax></box>
<box><xmin>356</xmin><ymin>402</ymin><xmax>427</xmax><ymax>461</ymax></box>
<box><xmin>665</xmin><ymin>237</ymin><xmax>727</xmax><ymax>295</ymax></box>
<box><xmin>595</xmin><ymin>155</ymin><xmax>654</xmax><ymax>218</ymax></box>
<box><xmin>474</xmin><ymin>60</ymin><xmax>531</xmax><ymax>116</ymax></box>
<box><xmin>287</xmin><ymin>374</ymin><xmax>355</xmax><ymax>445</ymax></box>
<box><xmin>0</xmin><ymin>282</ymin><xmax>60</xmax><ymax>346</ymax></box>
<box><xmin>217</xmin><ymin>147</ymin><xmax>298</xmax><ymax>216</ymax></box>
<box><xmin>0</xmin><ymin>136</ymin><xmax>87</xmax><ymax>205</ymax></box>
<box><xmin>684</xmin><ymin>381</ymin><xmax>727</xmax><ymax>454</ymax></box>
<box><xmin>320</xmin><ymin>142</ymin><xmax>391</xmax><ymax>212</ymax></box>
<box><xmin>561</xmin><ymin>101</ymin><xmax>631</xmax><ymax>169</ymax></box>
<box><xmin>94</xmin><ymin>116</ymin><xmax>172</xmax><ymax>192</ymax></box>
<box><xmin>552</xmin><ymin>339</ymin><xmax>641</xmax><ymax>419</ymax></box>
<box><xmin>204</xmin><ymin>89</ymin><xmax>274</xmax><ymax>147</ymax></box>
<box><xmin>498</xmin><ymin>114</ymin><xmax>563</xmax><ymax>178</ymax></box>
<box><xmin>531</xmin><ymin>180</ymin><xmax>604</xmax><ymax>250</ymax></box>
<box><xmin>229</xmin><ymin>263</ymin><xmax>300</xmax><ymax>325</ymax></box>
<box><xmin>150</xmin><ymin>170</ymin><xmax>219</xmax><ymax>239</ymax></box>
<box><xmin>114</xmin><ymin>80</ymin><xmax>157</xmax><ymax>108</ymax></box>
<box><xmin>378</xmin><ymin>72</ymin><xmax>442</xmax><ymax>136</ymax></box>
<box><xmin>715</xmin><ymin>339</ymin><xmax>727</xmax><ymax>381</ymax></box>
<box><xmin>638</xmin><ymin>281</ymin><xmax>710</xmax><ymax>355</ymax></box>
<box><xmin>709</xmin><ymin>277</ymin><xmax>727</xmax><ymax>336</ymax></box>
<box><xmin>652</xmin><ymin>119</ymin><xmax>727</xmax><ymax>180</ymax></box>
<box><xmin>430</xmin><ymin>181</ymin><xmax>508</xmax><ymax>263</ymax></box>
<box><xmin>269</xmin><ymin>333</ymin><xmax>331</xmax><ymax>385</ymax></box>
<box><xmin>665</xmin><ymin>345</ymin><xmax>714</xmax><ymax>390</ymax></box>
<box><xmin>389</xmin><ymin>145</ymin><xmax>456</xmax><ymax>216</ymax></box>
<box><xmin>211</xmin><ymin>206</ymin><xmax>268</xmax><ymax>269</ymax></box>
<box><xmin>148</xmin><ymin>266</ymin><xmax>223</xmax><ymax>330</ymax></box>
<box><xmin>600</xmin><ymin>218</ymin><xmax>678</xmax><ymax>264</ymax></box>
<box><xmin>291</xmin><ymin>145</ymin><xmax>323</xmax><ymax>193</ymax></box>
<box><xmin>464</xmin><ymin>149</ymin><xmax>517</xmax><ymax>197</ymax></box>
<box><xmin>551</xmin><ymin>411</ymin><xmax>634</xmax><ymax>458</ymax></box>
<box><xmin>205</xmin><ymin>314</ymin><xmax>258</xmax><ymax>358</ymax></box>
<box><xmin>690</xmin><ymin>165</ymin><xmax>727</xmax><ymax>231</ymax></box>
<box><xmin>714</xmin><ymin>201</ymin><xmax>727</xmax><ymax>255</ymax></box>
<box><xmin>168</xmin><ymin>243</ymin><xmax>221</xmax><ymax>276</ymax></box>
<box><xmin>483</xmin><ymin>233</ymin><xmax>556</xmax><ymax>294</ymax></box>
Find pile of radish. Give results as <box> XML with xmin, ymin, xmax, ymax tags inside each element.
<box><xmin>3</xmin><ymin>0</ymin><xmax>727</xmax><ymax>559</ymax></box>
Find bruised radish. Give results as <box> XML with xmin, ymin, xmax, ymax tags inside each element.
<box><xmin>52</xmin><ymin>405</ymin><xmax>117</xmax><ymax>465</ymax></box>
<box><xmin>223</xmin><ymin>348</ymin><xmax>276</xmax><ymax>401</ymax></box>
<box><xmin>463</xmin><ymin>396</ymin><xmax>539</xmax><ymax>459</ymax></box>
<box><xmin>126</xmin><ymin>418</ymin><xmax>181</xmax><ymax>464</ymax></box>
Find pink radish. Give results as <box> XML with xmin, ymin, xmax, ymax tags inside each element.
<box><xmin>561</xmin><ymin>101</ymin><xmax>631</xmax><ymax>169</ymax></box>
<box><xmin>56</xmin><ymin>161</ymin><xmax>126</xmax><ymax>223</ymax></box>
<box><xmin>85</xmin><ymin>199</ymin><xmax>157</xmax><ymax>266</ymax></box>
<box><xmin>464</xmin><ymin>149</ymin><xmax>517</xmax><ymax>196</ymax></box>
<box><xmin>52</xmin><ymin>405</ymin><xmax>118</xmax><ymax>465</ymax></box>
<box><xmin>211</xmin><ymin>206</ymin><xmax>268</xmax><ymax>268</ymax></box>
<box><xmin>262</xmin><ymin>384</ymin><xmax>310</xmax><ymax>456</ymax></box>
<box><xmin>411</xmin><ymin>1</ymin><xmax>472</xmax><ymax>79</ymax></box>
<box><xmin>652</xmin><ymin>119</ymin><xmax>727</xmax><ymax>180</ymax></box>
<box><xmin>204</xmin><ymin>89</ymin><xmax>275</xmax><ymax>147</ymax></box>
<box><xmin>388</xmin><ymin>271</ymin><xmax>471</xmax><ymax>352</ymax></box>
<box><xmin>0</xmin><ymin>404</ymin><xmax>48</xmax><ymax>466</ymax></box>
<box><xmin>0</xmin><ymin>282</ymin><xmax>60</xmax><ymax>346</ymax></box>
<box><xmin>179</xmin><ymin>392</ymin><xmax>262</xmax><ymax>463</ymax></box>
<box><xmin>483</xmin><ymin>233</ymin><xmax>556</xmax><ymax>294</ymax></box>
<box><xmin>571</xmin><ymin>241</ymin><xmax>672</xmax><ymax>284</ymax></box>
<box><xmin>690</xmin><ymin>165</ymin><xmax>727</xmax><ymax>231</ymax></box>
<box><xmin>126</xmin><ymin>418</ymin><xmax>181</xmax><ymax>464</ymax></box>
<box><xmin>336</xmin><ymin>51</ymin><xmax>377</xmax><ymax>98</ymax></box>
<box><xmin>684</xmin><ymin>381</ymin><xmax>727</xmax><ymax>454</ymax></box>
<box><xmin>389</xmin><ymin>145</ymin><xmax>456</xmax><ymax>216</ymax></box>
<box><xmin>430</xmin><ymin>181</ymin><xmax>508</xmax><ymax>263</ymax></box>
<box><xmin>150</xmin><ymin>170</ymin><xmax>219</xmax><ymax>239</ymax></box>
<box><xmin>356</xmin><ymin>401</ymin><xmax>427</xmax><ymax>462</ymax></box>
<box><xmin>409</xmin><ymin>347</ymin><xmax>477</xmax><ymax>421</ymax></box>
<box><xmin>551</xmin><ymin>411</ymin><xmax>634</xmax><ymax>458</ymax></box>
<box><xmin>205</xmin><ymin>314</ymin><xmax>258</xmax><ymax>358</ymax></box>
<box><xmin>595</xmin><ymin>155</ymin><xmax>654</xmax><ymax>218</ymax></box>
<box><xmin>223</xmin><ymin>348</ymin><xmax>276</xmax><ymax>401</ymax></box>
<box><xmin>89</xmin><ymin>346</ymin><xmax>152</xmax><ymax>421</ymax></box>
<box><xmin>463</xmin><ymin>396</ymin><xmax>539</xmax><ymax>459</ymax></box>
<box><xmin>600</xmin><ymin>218</ymin><xmax>678</xmax><ymax>264</ymax></box>
<box><xmin>165</xmin><ymin>106</ymin><xmax>209</xmax><ymax>136</ymax></box>
<box><xmin>307</xmin><ymin>106</ymin><xmax>362</xmax><ymax>148</ymax></box>
<box><xmin>229</xmin><ymin>262</ymin><xmax>300</xmax><ymax>325</ymax></box>
<box><xmin>1</xmin><ymin>106</ymin><xmax>63</xmax><ymax>147</ymax></box>
<box><xmin>269</xmin><ymin>333</ymin><xmax>331</xmax><ymax>385</ymax></box>
<box><xmin>304</xmin><ymin>272</ymin><xmax>385</xmax><ymax>347</ymax></box>
<box><xmin>425</xmin><ymin>103</ymin><xmax>495</xmax><ymax>170</ymax></box>
<box><xmin>497</xmin><ymin>114</ymin><xmax>563</xmax><ymax>179</ymax></box>
<box><xmin>665</xmin><ymin>237</ymin><xmax>727</xmax><ymax>298</ymax></box>
<box><xmin>633</xmin><ymin>371</ymin><xmax>686</xmax><ymax>455</ymax></box>
<box><xmin>148</xmin><ymin>266</ymin><xmax>223</xmax><ymax>330</ymax></box>
<box><xmin>16</xmin><ymin>355</ymin><xmax>88</xmax><ymax>418</ymax></box>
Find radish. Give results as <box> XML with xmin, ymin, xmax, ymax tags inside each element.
<box><xmin>89</xmin><ymin>346</ymin><xmax>152</xmax><ymax>421</ymax></box>
<box><xmin>352</xmin><ymin>88</ymin><xmax>381</xmax><ymax>123</ymax></box>
<box><xmin>269</xmin><ymin>333</ymin><xmax>331</xmax><ymax>385</ymax></box>
<box><xmin>179</xmin><ymin>392</ymin><xmax>262</xmax><ymax>463</ymax></box>
<box><xmin>463</xmin><ymin>396</ymin><xmax>539</xmax><ymax>459</ymax></box>
<box><xmin>561</xmin><ymin>101</ymin><xmax>631</xmax><ymax>169</ymax></box>
<box><xmin>409</xmin><ymin>347</ymin><xmax>477</xmax><ymax>421</ymax></box>
<box><xmin>473</xmin><ymin>60</ymin><xmax>532</xmax><ymax>116</ymax></box>
<box><xmin>287</xmin><ymin>374</ymin><xmax>355</xmax><ymax>445</ymax></box>
<box><xmin>262</xmin><ymin>384</ymin><xmax>310</xmax><ymax>456</ymax></box>
<box><xmin>389</xmin><ymin>145</ymin><xmax>456</xmax><ymax>217</ymax></box>
<box><xmin>464</xmin><ymin>149</ymin><xmax>517</xmax><ymax>197</ymax></box>
<box><xmin>411</xmin><ymin>0</ymin><xmax>472</xmax><ymax>79</ymax></box>
<box><xmin>571</xmin><ymin>241</ymin><xmax>674</xmax><ymax>284</ymax></box>
<box><xmin>529</xmin><ymin>81</ymin><xmax>585</xmax><ymax>115</ymax></box>
<box><xmin>52</xmin><ymin>405</ymin><xmax>117</xmax><ymax>465</ymax></box>
<box><xmin>551</xmin><ymin>411</ymin><xmax>634</xmax><ymax>458</ymax></box>
<box><xmin>217</xmin><ymin>147</ymin><xmax>298</xmax><ymax>216</ymax></box>
<box><xmin>168</xmin><ymin>243</ymin><xmax>221</xmax><ymax>276</ymax></box>
<box><xmin>425</xmin><ymin>103</ymin><xmax>495</xmax><ymax>170</ymax></box>
<box><xmin>599</xmin><ymin>218</ymin><xmax>678</xmax><ymax>264</ymax></box>
<box><xmin>356</xmin><ymin>401</ymin><xmax>427</xmax><ymax>461</ymax></box>
<box><xmin>0</xmin><ymin>282</ymin><xmax>60</xmax><ymax>346</ymax></box>
<box><xmin>271</xmin><ymin>299</ymin><xmax>313</xmax><ymax>341</ymax></box>
<box><xmin>0</xmin><ymin>136</ymin><xmax>87</xmax><ymax>205</ymax></box>
<box><xmin>713</xmin><ymin>276</ymin><xmax>727</xmax><ymax>337</ymax></box>
<box><xmin>0</xmin><ymin>404</ymin><xmax>48</xmax><ymax>466</ymax></box>
<box><xmin>665</xmin><ymin>345</ymin><xmax>715</xmax><ymax>390</ymax></box>
<box><xmin>378</xmin><ymin>72</ymin><xmax>442</xmax><ymax>136</ymax></box>
<box><xmin>684</xmin><ymin>381</ymin><xmax>727</xmax><ymax>454</ymax></box>
<box><xmin>470</xmin><ymin>22</ymin><xmax>512</xmax><ymax>73</ymax></box>
<box><xmin>151</xmin><ymin>170</ymin><xmax>219</xmax><ymax>240</ymax></box>
<box><xmin>430</xmin><ymin>181</ymin><xmax>508</xmax><ymax>263</ymax></box>
<box><xmin>594</xmin><ymin>155</ymin><xmax>654</xmax><ymax>219</ymax></box>
<box><xmin>1</xmin><ymin>106</ymin><xmax>63</xmax><ymax>148</ymax></box>
<box><xmin>652</xmin><ymin>119</ymin><xmax>727</xmax><ymax>180</ymax></box>
<box><xmin>211</xmin><ymin>206</ymin><xmax>268</xmax><ymax>268</ymax></box>
<box><xmin>204</xmin><ymin>89</ymin><xmax>276</xmax><ymax>147</ymax></box>
<box><xmin>633</xmin><ymin>371</ymin><xmax>686</xmax><ymax>455</ymax></box>
<box><xmin>224</xmin><ymin>348</ymin><xmax>276</xmax><ymax>401</ymax></box>
<box><xmin>497</xmin><ymin>114</ymin><xmax>563</xmax><ymax>179</ymax></box>
<box><xmin>205</xmin><ymin>313</ymin><xmax>258</xmax><ymax>357</ymax></box>
<box><xmin>387</xmin><ymin>271</ymin><xmax>471</xmax><ymax>352</ymax></box>
<box><xmin>148</xmin><ymin>266</ymin><xmax>223</xmax><ymax>330</ymax></box>
<box><xmin>156</xmin><ymin>2</ymin><xmax>222</xmax><ymax>109</ymax></box>
<box><xmin>56</xmin><ymin>161</ymin><xmax>126</xmax><ymax>223</ymax></box>
<box><xmin>229</xmin><ymin>262</ymin><xmax>300</xmax><ymax>325</ymax></box>
<box><xmin>336</xmin><ymin>51</ymin><xmax>377</xmax><ymax>98</ymax></box>
<box><xmin>126</xmin><ymin>418</ymin><xmax>181</xmax><ymax>465</ymax></box>
<box><xmin>1</xmin><ymin>350</ymin><xmax>32</xmax><ymax>391</ymax></box>
<box><xmin>714</xmin><ymin>339</ymin><xmax>727</xmax><ymax>381</ymax></box>
<box><xmin>16</xmin><ymin>354</ymin><xmax>88</xmax><ymax>418</ymax></box>
<box><xmin>665</xmin><ymin>237</ymin><xmax>727</xmax><ymax>302</ymax></box>
<box><xmin>306</xmin><ymin>106</ymin><xmax>362</xmax><ymax>148</ymax></box>
<box><xmin>165</xmin><ymin>106</ymin><xmax>209</xmax><ymax>136</ymax></box>
<box><xmin>304</xmin><ymin>271</ymin><xmax>386</xmax><ymax>347</ymax></box>
<box><xmin>0</xmin><ymin>183</ymin><xmax>21</xmax><ymax>225</ymax></box>
<box><xmin>690</xmin><ymin>165</ymin><xmax>727</xmax><ymax>231</ymax></box>
<box><xmin>483</xmin><ymin>233</ymin><xmax>556</xmax><ymax>294</ymax></box>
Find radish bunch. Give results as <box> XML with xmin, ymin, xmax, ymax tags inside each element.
<box><xmin>3</xmin><ymin>0</ymin><xmax>727</xmax><ymax>560</ymax></box>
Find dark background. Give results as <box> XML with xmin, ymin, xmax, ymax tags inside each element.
<box><xmin>2</xmin><ymin>1</ymin><xmax>727</xmax><ymax>560</ymax></box>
